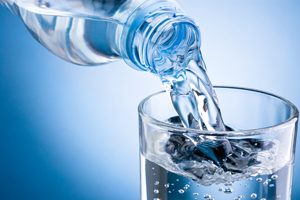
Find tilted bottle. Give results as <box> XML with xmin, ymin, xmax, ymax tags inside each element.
<box><xmin>2</xmin><ymin>0</ymin><xmax>201</xmax><ymax>76</ymax></box>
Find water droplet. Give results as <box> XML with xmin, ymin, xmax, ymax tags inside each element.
<box><xmin>178</xmin><ymin>189</ymin><xmax>184</xmax><ymax>194</ymax></box>
<box><xmin>152</xmin><ymin>167</ymin><xmax>155</xmax><ymax>170</ymax></box>
<box><xmin>224</xmin><ymin>188</ymin><xmax>233</xmax><ymax>194</ymax></box>
<box><xmin>203</xmin><ymin>194</ymin><xmax>211</xmax><ymax>199</ymax></box>
<box><xmin>171</xmin><ymin>183</ymin><xmax>174</xmax><ymax>186</ymax></box>
<box><xmin>153</xmin><ymin>198</ymin><xmax>160</xmax><ymax>200</ymax></box>
<box><xmin>263</xmin><ymin>181</ymin><xmax>269</xmax><ymax>186</ymax></box>
<box><xmin>164</xmin><ymin>183</ymin><xmax>170</xmax><ymax>188</ymax></box>
<box><xmin>193</xmin><ymin>192</ymin><xmax>199</xmax><ymax>196</ymax></box>
<box><xmin>218</xmin><ymin>187</ymin><xmax>223</xmax><ymax>192</ymax></box>
<box><xmin>271</xmin><ymin>174</ymin><xmax>278</xmax><ymax>180</ymax></box>
<box><xmin>256</xmin><ymin>177</ymin><xmax>263</xmax><ymax>182</ymax></box>
<box><xmin>154</xmin><ymin>181</ymin><xmax>159</xmax><ymax>186</ymax></box>
<box><xmin>261</xmin><ymin>198</ymin><xmax>266</xmax><ymax>200</ymax></box>
<box><xmin>250</xmin><ymin>193</ymin><xmax>257</xmax><ymax>199</ymax></box>
<box><xmin>269</xmin><ymin>183</ymin><xmax>275</xmax><ymax>187</ymax></box>
<box><xmin>176</xmin><ymin>179</ymin><xmax>179</xmax><ymax>182</ymax></box>
<box><xmin>153</xmin><ymin>189</ymin><xmax>159</xmax><ymax>194</ymax></box>
<box><xmin>168</xmin><ymin>190</ymin><xmax>172</xmax><ymax>194</ymax></box>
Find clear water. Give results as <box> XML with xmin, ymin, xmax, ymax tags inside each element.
<box><xmin>141</xmin><ymin>156</ymin><xmax>293</xmax><ymax>200</ymax></box>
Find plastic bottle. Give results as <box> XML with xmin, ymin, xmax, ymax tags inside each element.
<box><xmin>2</xmin><ymin>0</ymin><xmax>200</xmax><ymax>75</ymax></box>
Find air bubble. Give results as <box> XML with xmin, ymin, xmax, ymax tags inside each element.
<box><xmin>178</xmin><ymin>189</ymin><xmax>185</xmax><ymax>194</ymax></box>
<box><xmin>203</xmin><ymin>194</ymin><xmax>211</xmax><ymax>199</ymax></box>
<box><xmin>271</xmin><ymin>174</ymin><xmax>278</xmax><ymax>180</ymax></box>
<box><xmin>153</xmin><ymin>189</ymin><xmax>159</xmax><ymax>194</ymax></box>
<box><xmin>154</xmin><ymin>181</ymin><xmax>159</xmax><ymax>186</ymax></box>
<box><xmin>183</xmin><ymin>184</ymin><xmax>190</xmax><ymax>190</ymax></box>
<box><xmin>37</xmin><ymin>0</ymin><xmax>50</xmax><ymax>8</ymax></box>
<box><xmin>164</xmin><ymin>183</ymin><xmax>170</xmax><ymax>188</ymax></box>
<box><xmin>263</xmin><ymin>181</ymin><xmax>269</xmax><ymax>186</ymax></box>
<box><xmin>224</xmin><ymin>188</ymin><xmax>233</xmax><ymax>194</ymax></box>
<box><xmin>256</xmin><ymin>177</ymin><xmax>263</xmax><ymax>182</ymax></box>
<box><xmin>250</xmin><ymin>193</ymin><xmax>257</xmax><ymax>199</ymax></box>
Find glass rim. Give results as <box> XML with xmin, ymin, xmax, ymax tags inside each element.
<box><xmin>138</xmin><ymin>86</ymin><xmax>299</xmax><ymax>136</ymax></box>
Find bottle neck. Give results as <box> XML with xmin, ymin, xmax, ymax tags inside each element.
<box><xmin>119</xmin><ymin>0</ymin><xmax>201</xmax><ymax>74</ymax></box>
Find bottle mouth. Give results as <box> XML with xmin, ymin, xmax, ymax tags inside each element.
<box><xmin>120</xmin><ymin>0</ymin><xmax>200</xmax><ymax>73</ymax></box>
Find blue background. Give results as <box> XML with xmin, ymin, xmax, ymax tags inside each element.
<box><xmin>1</xmin><ymin>0</ymin><xmax>300</xmax><ymax>199</ymax></box>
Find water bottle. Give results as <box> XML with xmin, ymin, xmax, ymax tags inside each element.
<box><xmin>2</xmin><ymin>0</ymin><xmax>201</xmax><ymax>76</ymax></box>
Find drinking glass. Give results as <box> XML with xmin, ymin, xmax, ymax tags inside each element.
<box><xmin>139</xmin><ymin>86</ymin><xmax>298</xmax><ymax>200</ymax></box>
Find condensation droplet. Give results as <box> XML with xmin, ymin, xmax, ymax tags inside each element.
<box><xmin>269</xmin><ymin>183</ymin><xmax>275</xmax><ymax>187</ymax></box>
<box><xmin>153</xmin><ymin>189</ymin><xmax>159</xmax><ymax>194</ymax></box>
<box><xmin>261</xmin><ymin>198</ymin><xmax>266</xmax><ymax>200</ymax></box>
<box><xmin>193</xmin><ymin>192</ymin><xmax>199</xmax><ymax>196</ymax></box>
<box><xmin>154</xmin><ymin>181</ymin><xmax>159</xmax><ymax>186</ymax></box>
<box><xmin>153</xmin><ymin>198</ymin><xmax>160</xmax><ymax>200</ymax></box>
<box><xmin>164</xmin><ymin>183</ymin><xmax>170</xmax><ymax>188</ymax></box>
<box><xmin>178</xmin><ymin>189</ymin><xmax>184</xmax><ymax>194</ymax></box>
<box><xmin>218</xmin><ymin>187</ymin><xmax>223</xmax><ymax>192</ymax></box>
<box><xmin>250</xmin><ymin>193</ymin><xmax>257</xmax><ymax>199</ymax></box>
<box><xmin>176</xmin><ymin>179</ymin><xmax>180</xmax><ymax>182</ymax></box>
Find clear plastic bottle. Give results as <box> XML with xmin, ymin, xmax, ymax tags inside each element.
<box><xmin>2</xmin><ymin>0</ymin><xmax>201</xmax><ymax>74</ymax></box>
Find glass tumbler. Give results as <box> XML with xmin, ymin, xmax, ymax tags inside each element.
<box><xmin>138</xmin><ymin>86</ymin><xmax>298</xmax><ymax>200</ymax></box>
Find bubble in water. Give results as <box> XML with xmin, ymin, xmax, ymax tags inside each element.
<box><xmin>224</xmin><ymin>188</ymin><xmax>233</xmax><ymax>194</ymax></box>
<box><xmin>183</xmin><ymin>184</ymin><xmax>190</xmax><ymax>190</ymax></box>
<box><xmin>193</xmin><ymin>192</ymin><xmax>199</xmax><ymax>196</ymax></box>
<box><xmin>153</xmin><ymin>189</ymin><xmax>159</xmax><ymax>194</ymax></box>
<box><xmin>154</xmin><ymin>181</ymin><xmax>159</xmax><ymax>186</ymax></box>
<box><xmin>234</xmin><ymin>195</ymin><xmax>244</xmax><ymax>200</ymax></box>
<box><xmin>250</xmin><ymin>193</ymin><xmax>257</xmax><ymax>199</ymax></box>
<box><xmin>269</xmin><ymin>183</ymin><xmax>275</xmax><ymax>187</ymax></box>
<box><xmin>203</xmin><ymin>194</ymin><xmax>211</xmax><ymax>199</ymax></box>
<box><xmin>178</xmin><ymin>189</ymin><xmax>185</xmax><ymax>194</ymax></box>
<box><xmin>37</xmin><ymin>0</ymin><xmax>50</xmax><ymax>8</ymax></box>
<box><xmin>271</xmin><ymin>174</ymin><xmax>278</xmax><ymax>180</ymax></box>
<box><xmin>164</xmin><ymin>183</ymin><xmax>170</xmax><ymax>188</ymax></box>
<box><xmin>263</xmin><ymin>181</ymin><xmax>269</xmax><ymax>186</ymax></box>
<box><xmin>256</xmin><ymin>177</ymin><xmax>263</xmax><ymax>182</ymax></box>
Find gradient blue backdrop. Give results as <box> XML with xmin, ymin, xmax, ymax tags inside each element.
<box><xmin>1</xmin><ymin>1</ymin><xmax>300</xmax><ymax>199</ymax></box>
